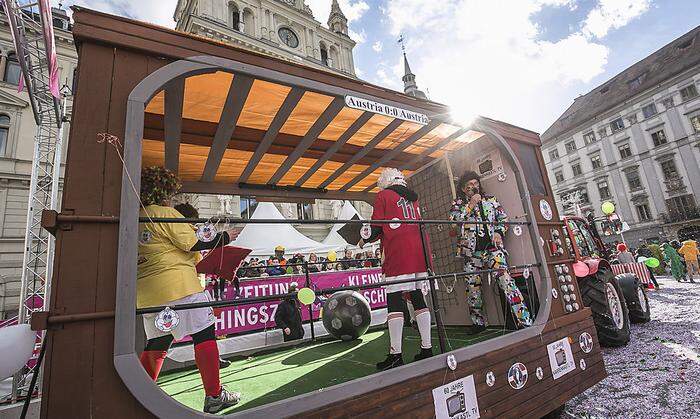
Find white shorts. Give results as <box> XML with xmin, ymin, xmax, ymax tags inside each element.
<box><xmin>142</xmin><ymin>291</ymin><xmax>216</xmax><ymax>341</ymax></box>
<box><xmin>383</xmin><ymin>272</ymin><xmax>429</xmax><ymax>294</ymax></box>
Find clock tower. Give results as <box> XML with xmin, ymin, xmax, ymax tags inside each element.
<box><xmin>174</xmin><ymin>0</ymin><xmax>357</xmax><ymax>77</ymax></box>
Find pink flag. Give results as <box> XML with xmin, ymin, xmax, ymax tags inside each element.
<box><xmin>38</xmin><ymin>0</ymin><xmax>60</xmax><ymax>98</ymax></box>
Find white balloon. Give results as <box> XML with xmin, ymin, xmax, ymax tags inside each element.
<box><xmin>0</xmin><ymin>325</ymin><xmax>36</xmax><ymax>380</ymax></box>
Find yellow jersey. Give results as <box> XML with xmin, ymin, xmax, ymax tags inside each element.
<box><xmin>137</xmin><ymin>205</ymin><xmax>202</xmax><ymax>308</ymax></box>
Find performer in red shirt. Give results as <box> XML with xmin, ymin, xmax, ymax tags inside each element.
<box><xmin>359</xmin><ymin>168</ymin><xmax>433</xmax><ymax>370</ymax></box>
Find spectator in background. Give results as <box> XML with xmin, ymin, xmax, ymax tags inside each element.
<box><xmin>274</xmin><ymin>246</ymin><xmax>287</xmax><ymax>267</ymax></box>
<box><xmin>274</xmin><ymin>282</ymin><xmax>304</xmax><ymax>342</ymax></box>
<box><xmin>374</xmin><ymin>248</ymin><xmax>382</xmax><ymax>267</ymax></box>
<box><xmin>636</xmin><ymin>244</ymin><xmax>660</xmax><ymax>289</ymax></box>
<box><xmin>363</xmin><ymin>250</ymin><xmax>374</xmax><ymax>268</ymax></box>
<box><xmin>662</xmin><ymin>242</ymin><xmax>686</xmax><ymax>282</ymax></box>
<box><xmin>616</xmin><ymin>243</ymin><xmax>635</xmax><ymax>264</ymax></box>
<box><xmin>339</xmin><ymin>248</ymin><xmax>359</xmax><ymax>270</ymax></box>
<box><xmin>307</xmin><ymin>253</ymin><xmax>321</xmax><ymax>273</ymax></box>
<box><xmin>287</xmin><ymin>253</ymin><xmax>305</xmax><ymax>275</ymax></box>
<box><xmin>266</xmin><ymin>258</ymin><xmax>286</xmax><ymax>276</ymax></box>
<box><xmin>678</xmin><ymin>239</ymin><xmax>699</xmax><ymax>283</ymax></box>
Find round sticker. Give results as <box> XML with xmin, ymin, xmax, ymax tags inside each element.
<box><xmin>536</xmin><ymin>367</ymin><xmax>544</xmax><ymax>380</ymax></box>
<box><xmin>196</xmin><ymin>223</ymin><xmax>217</xmax><ymax>243</ymax></box>
<box><xmin>579</xmin><ymin>359</ymin><xmax>587</xmax><ymax>370</ymax></box>
<box><xmin>497</xmin><ymin>172</ymin><xmax>507</xmax><ymax>182</ymax></box>
<box><xmin>508</xmin><ymin>363</ymin><xmax>528</xmax><ymax>390</ymax></box>
<box><xmin>154</xmin><ymin>307</ymin><xmax>180</xmax><ymax>333</ymax></box>
<box><xmin>486</xmin><ymin>371</ymin><xmax>495</xmax><ymax>387</ymax></box>
<box><xmin>512</xmin><ymin>226</ymin><xmax>522</xmax><ymax>237</ymax></box>
<box><xmin>579</xmin><ymin>332</ymin><xmax>594</xmax><ymax>353</ymax></box>
<box><xmin>539</xmin><ymin>199</ymin><xmax>553</xmax><ymax>221</ymax></box>
<box><xmin>360</xmin><ymin>223</ymin><xmax>372</xmax><ymax>240</ymax></box>
<box><xmin>389</xmin><ymin>217</ymin><xmax>401</xmax><ymax>229</ymax></box>
<box><xmin>551</xmin><ymin>288</ymin><xmax>558</xmax><ymax>299</ymax></box>
<box><xmin>447</xmin><ymin>354</ymin><xmax>457</xmax><ymax>371</ymax></box>
<box><xmin>523</xmin><ymin>268</ymin><xmax>530</xmax><ymax>279</ymax></box>
<box><xmin>139</xmin><ymin>230</ymin><xmax>153</xmax><ymax>244</ymax></box>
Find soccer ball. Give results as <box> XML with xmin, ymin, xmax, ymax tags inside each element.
<box><xmin>321</xmin><ymin>291</ymin><xmax>371</xmax><ymax>341</ymax></box>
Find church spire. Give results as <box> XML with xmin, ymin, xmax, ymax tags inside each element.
<box><xmin>328</xmin><ymin>0</ymin><xmax>348</xmax><ymax>35</ymax></box>
<box><xmin>398</xmin><ymin>36</ymin><xmax>427</xmax><ymax>99</ymax></box>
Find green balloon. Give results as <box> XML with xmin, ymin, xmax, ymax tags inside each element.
<box><xmin>297</xmin><ymin>287</ymin><xmax>316</xmax><ymax>305</ymax></box>
<box><xmin>645</xmin><ymin>257</ymin><xmax>660</xmax><ymax>268</ymax></box>
<box><xmin>601</xmin><ymin>201</ymin><xmax>615</xmax><ymax>215</ymax></box>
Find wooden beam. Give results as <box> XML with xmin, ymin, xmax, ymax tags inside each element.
<box><xmin>361</xmin><ymin>127</ymin><xmax>470</xmax><ymax>192</ymax></box>
<box><xmin>238</xmin><ymin>87</ymin><xmax>304</xmax><ymax>183</ymax></box>
<box><xmin>181</xmin><ymin>181</ymin><xmax>375</xmax><ymax>203</ymax></box>
<box><xmin>200</xmin><ymin>74</ymin><xmax>254</xmax><ymax>182</ymax></box>
<box><xmin>267</xmin><ymin>96</ymin><xmax>345</xmax><ymax>185</ymax></box>
<box><xmin>163</xmin><ymin>78</ymin><xmax>184</xmax><ymax>173</ymax></box>
<box><xmin>294</xmin><ymin>111</ymin><xmax>373</xmax><ymax>187</ymax></box>
<box><xmin>339</xmin><ymin>121</ymin><xmax>441</xmax><ymax>191</ymax></box>
<box><xmin>319</xmin><ymin>118</ymin><xmax>403</xmax><ymax>189</ymax></box>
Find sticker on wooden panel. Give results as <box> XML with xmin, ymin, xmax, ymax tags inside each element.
<box><xmin>432</xmin><ymin>375</ymin><xmax>480</xmax><ymax>419</ymax></box>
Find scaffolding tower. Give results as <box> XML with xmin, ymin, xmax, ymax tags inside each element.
<box><xmin>2</xmin><ymin>0</ymin><xmax>64</xmax><ymax>401</ymax></box>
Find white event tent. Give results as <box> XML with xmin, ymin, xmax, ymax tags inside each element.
<box><xmin>231</xmin><ymin>202</ymin><xmax>339</xmax><ymax>257</ymax></box>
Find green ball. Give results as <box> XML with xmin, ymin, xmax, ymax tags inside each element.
<box><xmin>297</xmin><ymin>287</ymin><xmax>316</xmax><ymax>305</ymax></box>
<box><xmin>645</xmin><ymin>257</ymin><xmax>660</xmax><ymax>268</ymax></box>
<box><xmin>601</xmin><ymin>201</ymin><xmax>615</xmax><ymax>215</ymax></box>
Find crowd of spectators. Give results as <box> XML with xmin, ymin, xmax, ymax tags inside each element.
<box><xmin>236</xmin><ymin>247</ymin><xmax>381</xmax><ymax>279</ymax></box>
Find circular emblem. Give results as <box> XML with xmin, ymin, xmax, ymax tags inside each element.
<box><xmin>513</xmin><ymin>225</ymin><xmax>523</xmax><ymax>236</ymax></box>
<box><xmin>389</xmin><ymin>217</ymin><xmax>401</xmax><ymax>229</ymax></box>
<box><xmin>508</xmin><ymin>363</ymin><xmax>528</xmax><ymax>390</ymax></box>
<box><xmin>360</xmin><ymin>223</ymin><xmax>372</xmax><ymax>240</ymax></box>
<box><xmin>447</xmin><ymin>354</ymin><xmax>457</xmax><ymax>371</ymax></box>
<box><xmin>497</xmin><ymin>172</ymin><xmax>507</xmax><ymax>182</ymax></box>
<box><xmin>154</xmin><ymin>307</ymin><xmax>180</xmax><ymax>333</ymax></box>
<box><xmin>196</xmin><ymin>223</ymin><xmax>217</xmax><ymax>243</ymax></box>
<box><xmin>579</xmin><ymin>359</ymin><xmax>587</xmax><ymax>370</ymax></box>
<box><xmin>579</xmin><ymin>332</ymin><xmax>594</xmax><ymax>353</ymax></box>
<box><xmin>536</xmin><ymin>367</ymin><xmax>544</xmax><ymax>380</ymax></box>
<box><xmin>486</xmin><ymin>371</ymin><xmax>495</xmax><ymax>387</ymax></box>
<box><xmin>539</xmin><ymin>199</ymin><xmax>553</xmax><ymax>221</ymax></box>
<box><xmin>523</xmin><ymin>268</ymin><xmax>530</xmax><ymax>279</ymax></box>
<box><xmin>139</xmin><ymin>230</ymin><xmax>153</xmax><ymax>245</ymax></box>
<box><xmin>551</xmin><ymin>288</ymin><xmax>558</xmax><ymax>299</ymax></box>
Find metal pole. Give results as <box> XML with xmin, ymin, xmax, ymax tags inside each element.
<box><xmin>304</xmin><ymin>261</ymin><xmax>315</xmax><ymax>341</ymax></box>
<box><xmin>419</xmin><ymin>222</ymin><xmax>447</xmax><ymax>354</ymax></box>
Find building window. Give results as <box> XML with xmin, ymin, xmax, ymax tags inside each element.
<box><xmin>554</xmin><ymin>171</ymin><xmax>564</xmax><ymax>183</ymax></box>
<box><xmin>618</xmin><ymin>143</ymin><xmax>632</xmax><ymax>159</ymax></box>
<box><xmin>583</xmin><ymin>132</ymin><xmax>596</xmax><ymax>145</ymax></box>
<box><xmin>625</xmin><ymin>169</ymin><xmax>642</xmax><ymax>190</ymax></box>
<box><xmin>548</xmin><ymin>148</ymin><xmax>559</xmax><ymax>161</ymax></box>
<box><xmin>571</xmin><ymin>163</ymin><xmax>582</xmax><ymax>177</ymax></box>
<box><xmin>565</xmin><ymin>140</ymin><xmax>577</xmax><ymax>154</ymax></box>
<box><xmin>320</xmin><ymin>45</ymin><xmax>329</xmax><ymax>66</ymax></box>
<box><xmin>610</xmin><ymin>118</ymin><xmax>624</xmax><ymax>133</ymax></box>
<box><xmin>679</xmin><ymin>84</ymin><xmax>698</xmax><ymax>101</ymax></box>
<box><xmin>597</xmin><ymin>180</ymin><xmax>611</xmax><ymax>199</ymax></box>
<box><xmin>597</xmin><ymin>128</ymin><xmax>607</xmax><ymax>138</ymax></box>
<box><xmin>240</xmin><ymin>197</ymin><xmax>257</xmax><ymax>219</ymax></box>
<box><xmin>231</xmin><ymin>6</ymin><xmax>241</xmax><ymax>31</ymax></box>
<box><xmin>641</xmin><ymin>103</ymin><xmax>657</xmax><ymax>119</ymax></box>
<box><xmin>636</xmin><ymin>204</ymin><xmax>652</xmax><ymax>221</ymax></box>
<box><xmin>650</xmin><ymin>129</ymin><xmax>667</xmax><ymax>147</ymax></box>
<box><xmin>297</xmin><ymin>203</ymin><xmax>313</xmax><ymax>220</ymax></box>
<box><xmin>3</xmin><ymin>53</ymin><xmax>21</xmax><ymax>85</ymax></box>
<box><xmin>690</xmin><ymin>115</ymin><xmax>700</xmax><ymax>133</ymax></box>
<box><xmin>666</xmin><ymin>194</ymin><xmax>696</xmax><ymax>218</ymax></box>
<box><xmin>0</xmin><ymin>115</ymin><xmax>8</xmax><ymax>156</ymax></box>
<box><xmin>591</xmin><ymin>154</ymin><xmax>602</xmax><ymax>170</ymax></box>
<box><xmin>580</xmin><ymin>189</ymin><xmax>590</xmax><ymax>204</ymax></box>
<box><xmin>660</xmin><ymin>159</ymin><xmax>679</xmax><ymax>180</ymax></box>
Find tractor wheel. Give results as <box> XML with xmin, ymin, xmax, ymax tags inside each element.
<box><xmin>616</xmin><ymin>273</ymin><xmax>651</xmax><ymax>324</ymax></box>
<box><xmin>578</xmin><ymin>267</ymin><xmax>631</xmax><ymax>347</ymax></box>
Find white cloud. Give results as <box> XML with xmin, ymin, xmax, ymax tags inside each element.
<box><xmin>372</xmin><ymin>41</ymin><xmax>383</xmax><ymax>52</ymax></box>
<box><xmin>582</xmin><ymin>0</ymin><xmax>651</xmax><ymax>39</ymax></box>
<box><xmin>57</xmin><ymin>0</ymin><xmax>178</xmax><ymax>28</ymax></box>
<box><xmin>379</xmin><ymin>0</ymin><xmax>648</xmax><ymax>130</ymax></box>
<box><xmin>306</xmin><ymin>0</ymin><xmax>369</xmax><ymax>25</ymax></box>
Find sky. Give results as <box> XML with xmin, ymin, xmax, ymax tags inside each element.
<box><xmin>55</xmin><ymin>0</ymin><xmax>699</xmax><ymax>133</ymax></box>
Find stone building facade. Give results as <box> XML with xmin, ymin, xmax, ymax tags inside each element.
<box><xmin>542</xmin><ymin>26</ymin><xmax>700</xmax><ymax>245</ymax></box>
<box><xmin>0</xmin><ymin>9</ymin><xmax>76</xmax><ymax>319</ymax></box>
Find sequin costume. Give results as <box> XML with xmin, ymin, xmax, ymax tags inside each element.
<box><xmin>449</xmin><ymin>196</ymin><xmax>533</xmax><ymax>327</ymax></box>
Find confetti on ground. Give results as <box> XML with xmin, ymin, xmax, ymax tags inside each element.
<box><xmin>565</xmin><ymin>276</ymin><xmax>700</xmax><ymax>418</ymax></box>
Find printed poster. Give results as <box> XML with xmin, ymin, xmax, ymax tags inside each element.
<box><xmin>547</xmin><ymin>337</ymin><xmax>576</xmax><ymax>380</ymax></box>
<box><xmin>432</xmin><ymin>375</ymin><xmax>480</xmax><ymax>419</ymax></box>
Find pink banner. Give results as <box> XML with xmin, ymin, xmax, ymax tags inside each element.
<box><xmin>206</xmin><ymin>268</ymin><xmax>385</xmax><ymax>336</ymax></box>
<box><xmin>38</xmin><ymin>0</ymin><xmax>60</xmax><ymax>98</ymax></box>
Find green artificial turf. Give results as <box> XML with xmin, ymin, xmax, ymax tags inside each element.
<box><xmin>158</xmin><ymin>326</ymin><xmax>508</xmax><ymax>414</ymax></box>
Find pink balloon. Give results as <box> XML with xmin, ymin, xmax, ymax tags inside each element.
<box><xmin>573</xmin><ymin>261</ymin><xmax>590</xmax><ymax>278</ymax></box>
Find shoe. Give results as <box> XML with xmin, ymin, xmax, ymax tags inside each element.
<box><xmin>413</xmin><ymin>347</ymin><xmax>433</xmax><ymax>362</ymax></box>
<box><xmin>204</xmin><ymin>387</ymin><xmax>241</xmax><ymax>414</ymax></box>
<box><xmin>376</xmin><ymin>353</ymin><xmax>404</xmax><ymax>371</ymax></box>
<box><xmin>466</xmin><ymin>325</ymin><xmax>486</xmax><ymax>335</ymax></box>
<box><xmin>219</xmin><ymin>358</ymin><xmax>231</xmax><ymax>369</ymax></box>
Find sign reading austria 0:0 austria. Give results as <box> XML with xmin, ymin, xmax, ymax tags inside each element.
<box><xmin>345</xmin><ymin>95</ymin><xmax>430</xmax><ymax>125</ymax></box>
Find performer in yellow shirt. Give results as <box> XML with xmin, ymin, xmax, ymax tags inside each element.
<box><xmin>137</xmin><ymin>166</ymin><xmax>239</xmax><ymax>414</ymax></box>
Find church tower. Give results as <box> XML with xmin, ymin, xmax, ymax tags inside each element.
<box><xmin>173</xmin><ymin>0</ymin><xmax>357</xmax><ymax>77</ymax></box>
<box><xmin>402</xmin><ymin>51</ymin><xmax>427</xmax><ymax>99</ymax></box>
